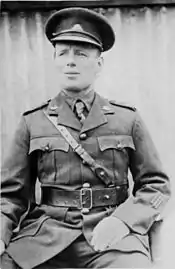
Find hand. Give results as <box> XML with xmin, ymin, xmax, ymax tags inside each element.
<box><xmin>0</xmin><ymin>240</ymin><xmax>5</xmax><ymax>256</ymax></box>
<box><xmin>91</xmin><ymin>216</ymin><xmax>130</xmax><ymax>252</ymax></box>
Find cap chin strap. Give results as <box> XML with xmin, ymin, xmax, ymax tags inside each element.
<box><xmin>52</xmin><ymin>30</ymin><xmax>103</xmax><ymax>51</ymax></box>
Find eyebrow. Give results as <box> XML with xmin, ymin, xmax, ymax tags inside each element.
<box><xmin>56</xmin><ymin>48</ymin><xmax>68</xmax><ymax>53</ymax></box>
<box><xmin>55</xmin><ymin>44</ymin><xmax>100</xmax><ymax>57</ymax></box>
<box><xmin>55</xmin><ymin>46</ymin><xmax>89</xmax><ymax>54</ymax></box>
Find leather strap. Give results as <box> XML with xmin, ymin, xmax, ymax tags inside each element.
<box><xmin>41</xmin><ymin>185</ymin><xmax>128</xmax><ymax>210</ymax></box>
<box><xmin>44</xmin><ymin>111</ymin><xmax>112</xmax><ymax>186</ymax></box>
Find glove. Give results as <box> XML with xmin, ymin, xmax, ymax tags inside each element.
<box><xmin>91</xmin><ymin>216</ymin><xmax>130</xmax><ymax>251</ymax></box>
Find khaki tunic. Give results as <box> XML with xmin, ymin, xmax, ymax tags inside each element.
<box><xmin>1</xmin><ymin>92</ymin><xmax>170</xmax><ymax>269</ymax></box>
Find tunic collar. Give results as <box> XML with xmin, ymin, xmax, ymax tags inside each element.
<box><xmin>60</xmin><ymin>89</ymin><xmax>95</xmax><ymax>112</ymax></box>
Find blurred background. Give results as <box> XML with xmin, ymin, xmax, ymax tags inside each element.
<box><xmin>0</xmin><ymin>2</ymin><xmax>175</xmax><ymax>264</ymax></box>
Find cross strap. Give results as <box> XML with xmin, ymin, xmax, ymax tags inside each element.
<box><xmin>44</xmin><ymin>111</ymin><xmax>112</xmax><ymax>186</ymax></box>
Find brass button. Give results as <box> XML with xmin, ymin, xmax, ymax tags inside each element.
<box><xmin>44</xmin><ymin>145</ymin><xmax>50</xmax><ymax>151</ymax></box>
<box><xmin>81</xmin><ymin>208</ymin><xmax>89</xmax><ymax>214</ymax></box>
<box><xmin>116</xmin><ymin>143</ymin><xmax>122</xmax><ymax>150</ymax></box>
<box><xmin>100</xmin><ymin>171</ymin><xmax>105</xmax><ymax>177</ymax></box>
<box><xmin>82</xmin><ymin>182</ymin><xmax>90</xmax><ymax>188</ymax></box>
<box><xmin>82</xmin><ymin>160</ymin><xmax>86</xmax><ymax>165</ymax></box>
<box><xmin>104</xmin><ymin>195</ymin><xmax>110</xmax><ymax>200</ymax></box>
<box><xmin>116</xmin><ymin>186</ymin><xmax>121</xmax><ymax>190</ymax></box>
<box><xmin>79</xmin><ymin>133</ymin><xmax>87</xmax><ymax>140</ymax></box>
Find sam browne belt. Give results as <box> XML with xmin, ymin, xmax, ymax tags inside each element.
<box><xmin>41</xmin><ymin>184</ymin><xmax>128</xmax><ymax>213</ymax></box>
<box><xmin>42</xmin><ymin>109</ymin><xmax>129</xmax><ymax>213</ymax></box>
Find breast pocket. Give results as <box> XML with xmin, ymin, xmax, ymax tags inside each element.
<box><xmin>98</xmin><ymin>135</ymin><xmax>135</xmax><ymax>182</ymax></box>
<box><xmin>29</xmin><ymin>137</ymin><xmax>70</xmax><ymax>184</ymax></box>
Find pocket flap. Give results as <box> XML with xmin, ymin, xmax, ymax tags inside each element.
<box><xmin>29</xmin><ymin>137</ymin><xmax>69</xmax><ymax>154</ymax></box>
<box><xmin>11</xmin><ymin>215</ymin><xmax>50</xmax><ymax>241</ymax></box>
<box><xmin>98</xmin><ymin>135</ymin><xmax>135</xmax><ymax>151</ymax></box>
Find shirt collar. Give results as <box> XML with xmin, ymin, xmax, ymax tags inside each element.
<box><xmin>60</xmin><ymin>89</ymin><xmax>95</xmax><ymax>112</ymax></box>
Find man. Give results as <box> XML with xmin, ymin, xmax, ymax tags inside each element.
<box><xmin>0</xmin><ymin>7</ymin><xmax>171</xmax><ymax>268</ymax></box>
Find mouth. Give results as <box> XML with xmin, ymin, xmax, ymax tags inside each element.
<box><xmin>65</xmin><ymin>73</ymin><xmax>80</xmax><ymax>75</ymax></box>
<box><xmin>64</xmin><ymin>73</ymin><xmax>80</xmax><ymax>79</ymax></box>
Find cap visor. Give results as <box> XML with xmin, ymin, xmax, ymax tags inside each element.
<box><xmin>50</xmin><ymin>35</ymin><xmax>102</xmax><ymax>49</ymax></box>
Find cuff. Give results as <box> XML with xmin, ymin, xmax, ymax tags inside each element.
<box><xmin>1</xmin><ymin>215</ymin><xmax>13</xmax><ymax>246</ymax></box>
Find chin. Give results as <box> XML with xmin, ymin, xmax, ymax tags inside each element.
<box><xmin>63</xmin><ymin>83</ymin><xmax>86</xmax><ymax>92</ymax></box>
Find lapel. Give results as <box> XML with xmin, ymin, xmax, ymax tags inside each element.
<box><xmin>46</xmin><ymin>93</ymin><xmax>81</xmax><ymax>131</ymax></box>
<box><xmin>81</xmin><ymin>93</ymin><xmax>115</xmax><ymax>133</ymax></box>
<box><xmin>45</xmin><ymin>92</ymin><xmax>115</xmax><ymax>133</ymax></box>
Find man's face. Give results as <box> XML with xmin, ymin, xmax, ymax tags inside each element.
<box><xmin>54</xmin><ymin>42</ymin><xmax>103</xmax><ymax>92</ymax></box>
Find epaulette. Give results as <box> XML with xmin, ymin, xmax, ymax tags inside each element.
<box><xmin>109</xmin><ymin>100</ymin><xmax>136</xmax><ymax>112</ymax></box>
<box><xmin>23</xmin><ymin>99</ymin><xmax>51</xmax><ymax>116</ymax></box>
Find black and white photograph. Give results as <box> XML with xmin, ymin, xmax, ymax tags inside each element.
<box><xmin>0</xmin><ymin>1</ymin><xmax>174</xmax><ymax>268</ymax></box>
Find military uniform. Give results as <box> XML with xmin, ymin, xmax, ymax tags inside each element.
<box><xmin>1</xmin><ymin>7</ymin><xmax>170</xmax><ymax>269</ymax></box>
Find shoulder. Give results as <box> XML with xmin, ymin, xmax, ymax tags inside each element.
<box><xmin>109</xmin><ymin>100</ymin><xmax>137</xmax><ymax>112</ymax></box>
<box><xmin>23</xmin><ymin>99</ymin><xmax>51</xmax><ymax>116</ymax></box>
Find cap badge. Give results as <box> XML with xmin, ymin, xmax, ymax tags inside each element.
<box><xmin>70</xmin><ymin>24</ymin><xmax>84</xmax><ymax>33</ymax></box>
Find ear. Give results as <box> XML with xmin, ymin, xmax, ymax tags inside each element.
<box><xmin>53</xmin><ymin>48</ymin><xmax>56</xmax><ymax>59</ymax></box>
<box><xmin>96</xmin><ymin>56</ymin><xmax>104</xmax><ymax>75</ymax></box>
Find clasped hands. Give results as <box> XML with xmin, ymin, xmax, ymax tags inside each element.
<box><xmin>91</xmin><ymin>216</ymin><xmax>130</xmax><ymax>252</ymax></box>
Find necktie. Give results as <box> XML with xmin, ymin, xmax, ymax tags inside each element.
<box><xmin>75</xmin><ymin>100</ymin><xmax>86</xmax><ymax>123</ymax></box>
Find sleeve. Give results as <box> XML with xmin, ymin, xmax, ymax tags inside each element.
<box><xmin>1</xmin><ymin>116</ymin><xmax>36</xmax><ymax>246</ymax></box>
<box><xmin>112</xmin><ymin>111</ymin><xmax>171</xmax><ymax>235</ymax></box>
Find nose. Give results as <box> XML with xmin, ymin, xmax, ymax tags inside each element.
<box><xmin>66</xmin><ymin>50</ymin><xmax>76</xmax><ymax>67</ymax></box>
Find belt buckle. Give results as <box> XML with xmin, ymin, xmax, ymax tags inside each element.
<box><xmin>80</xmin><ymin>187</ymin><xmax>92</xmax><ymax>214</ymax></box>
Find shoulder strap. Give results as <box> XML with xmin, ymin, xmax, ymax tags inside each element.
<box><xmin>43</xmin><ymin>111</ymin><xmax>112</xmax><ymax>187</ymax></box>
<box><xmin>109</xmin><ymin>100</ymin><xmax>136</xmax><ymax>111</ymax></box>
<box><xmin>23</xmin><ymin>100</ymin><xmax>51</xmax><ymax>116</ymax></box>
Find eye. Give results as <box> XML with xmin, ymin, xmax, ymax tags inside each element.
<box><xmin>76</xmin><ymin>51</ymin><xmax>87</xmax><ymax>57</ymax></box>
<box><xmin>58</xmin><ymin>52</ymin><xmax>65</xmax><ymax>56</ymax></box>
<box><xmin>56</xmin><ymin>50</ymin><xmax>66</xmax><ymax>57</ymax></box>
